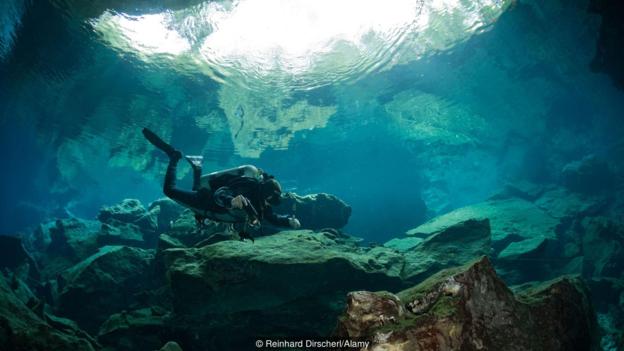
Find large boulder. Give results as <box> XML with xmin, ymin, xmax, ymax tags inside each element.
<box><xmin>147</xmin><ymin>198</ymin><xmax>185</xmax><ymax>233</ymax></box>
<box><xmin>406</xmin><ymin>198</ymin><xmax>559</xmax><ymax>255</ymax></box>
<box><xmin>97</xmin><ymin>222</ymin><xmax>148</xmax><ymax>248</ymax></box>
<box><xmin>491</xmin><ymin>180</ymin><xmax>547</xmax><ymax>202</ymax></box>
<box><xmin>158</xmin><ymin>221</ymin><xmax>492</xmax><ymax>349</ymax></box>
<box><xmin>495</xmin><ymin>235</ymin><xmax>569</xmax><ymax>284</ymax></box>
<box><xmin>0</xmin><ymin>276</ymin><xmax>98</xmax><ymax>351</ymax></box>
<box><xmin>390</xmin><ymin>218</ymin><xmax>492</xmax><ymax>282</ymax></box>
<box><xmin>561</xmin><ymin>155</ymin><xmax>615</xmax><ymax>194</ymax></box>
<box><xmin>97</xmin><ymin>307</ymin><xmax>186</xmax><ymax>351</ymax></box>
<box><xmin>98</xmin><ymin>199</ymin><xmax>158</xmax><ymax>235</ymax></box>
<box><xmin>534</xmin><ymin>187</ymin><xmax>608</xmax><ymax>221</ymax></box>
<box><xmin>29</xmin><ymin>218</ymin><xmax>101</xmax><ymax>280</ymax></box>
<box><xmin>334</xmin><ymin>257</ymin><xmax>599</xmax><ymax>351</ymax></box>
<box><xmin>57</xmin><ymin>246</ymin><xmax>156</xmax><ymax>333</ymax></box>
<box><xmin>161</xmin><ymin>230</ymin><xmax>407</xmax><ymax>349</ymax></box>
<box><xmin>163</xmin><ymin>230</ymin><xmax>405</xmax><ymax>314</ymax></box>
<box><xmin>404</xmin><ymin>190</ymin><xmax>608</xmax><ymax>284</ymax></box>
<box><xmin>163</xmin><ymin>210</ymin><xmax>233</xmax><ymax>247</ymax></box>
<box><xmin>273</xmin><ymin>192</ymin><xmax>352</xmax><ymax>230</ymax></box>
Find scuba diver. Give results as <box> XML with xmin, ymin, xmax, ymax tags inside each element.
<box><xmin>142</xmin><ymin>128</ymin><xmax>301</xmax><ymax>241</ymax></box>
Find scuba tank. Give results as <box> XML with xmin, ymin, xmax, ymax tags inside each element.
<box><xmin>199</xmin><ymin>164</ymin><xmax>263</xmax><ymax>191</ymax></box>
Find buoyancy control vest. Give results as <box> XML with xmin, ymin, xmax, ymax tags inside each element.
<box><xmin>192</xmin><ymin>165</ymin><xmax>265</xmax><ymax>224</ymax></box>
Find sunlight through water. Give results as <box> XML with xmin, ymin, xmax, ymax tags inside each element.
<box><xmin>92</xmin><ymin>0</ymin><xmax>510</xmax><ymax>91</ymax></box>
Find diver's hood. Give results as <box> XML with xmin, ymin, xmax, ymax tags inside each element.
<box><xmin>261</xmin><ymin>178</ymin><xmax>282</xmax><ymax>205</ymax></box>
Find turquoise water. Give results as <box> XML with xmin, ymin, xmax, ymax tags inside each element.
<box><xmin>3</xmin><ymin>0</ymin><xmax>621</xmax><ymax>241</ymax></box>
<box><xmin>1</xmin><ymin>0</ymin><xmax>624</xmax><ymax>349</ymax></box>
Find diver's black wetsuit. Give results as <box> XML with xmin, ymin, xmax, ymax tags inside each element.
<box><xmin>163</xmin><ymin>156</ymin><xmax>290</xmax><ymax>226</ymax></box>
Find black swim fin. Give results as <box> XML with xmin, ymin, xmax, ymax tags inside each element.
<box><xmin>142</xmin><ymin>128</ymin><xmax>180</xmax><ymax>159</ymax></box>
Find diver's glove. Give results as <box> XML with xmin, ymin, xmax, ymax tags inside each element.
<box><xmin>288</xmin><ymin>217</ymin><xmax>301</xmax><ymax>229</ymax></box>
<box><xmin>230</xmin><ymin>195</ymin><xmax>250</xmax><ymax>209</ymax></box>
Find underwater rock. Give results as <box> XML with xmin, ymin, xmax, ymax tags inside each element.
<box><xmin>0</xmin><ymin>276</ymin><xmax>98</xmax><ymax>351</ymax></box>
<box><xmin>497</xmin><ymin>236</ymin><xmax>556</xmax><ymax>260</ymax></box>
<box><xmin>161</xmin><ymin>230</ymin><xmax>407</xmax><ymax>348</ymax></box>
<box><xmin>399</xmin><ymin>219</ymin><xmax>491</xmax><ymax>282</ymax></box>
<box><xmin>97</xmin><ymin>307</ymin><xmax>183</xmax><ymax>351</ymax></box>
<box><xmin>495</xmin><ymin>236</ymin><xmax>567</xmax><ymax>284</ymax></box>
<box><xmin>587</xmin><ymin>278</ymin><xmax>624</xmax><ymax>350</ymax></box>
<box><xmin>272</xmin><ymin>192</ymin><xmax>352</xmax><ymax>230</ymax></box>
<box><xmin>561</xmin><ymin>155</ymin><xmax>615</xmax><ymax>194</ymax></box>
<box><xmin>534</xmin><ymin>187</ymin><xmax>609</xmax><ymax>220</ymax></box>
<box><xmin>98</xmin><ymin>199</ymin><xmax>158</xmax><ymax>235</ymax></box>
<box><xmin>148</xmin><ymin>198</ymin><xmax>185</xmax><ymax>233</ymax></box>
<box><xmin>57</xmin><ymin>245</ymin><xmax>156</xmax><ymax>333</ymax></box>
<box><xmin>336</xmin><ymin>290</ymin><xmax>404</xmax><ymax>338</ymax></box>
<box><xmin>159</xmin><ymin>341</ymin><xmax>184</xmax><ymax>351</ymax></box>
<box><xmin>163</xmin><ymin>230</ymin><xmax>405</xmax><ymax>315</ymax></box>
<box><xmin>97</xmin><ymin>221</ymin><xmax>147</xmax><ymax>248</ymax></box>
<box><xmin>48</xmin><ymin>218</ymin><xmax>100</xmax><ymax>257</ymax></box>
<box><xmin>334</xmin><ymin>256</ymin><xmax>598</xmax><ymax>351</ymax></box>
<box><xmin>383</xmin><ymin>237</ymin><xmax>423</xmax><ymax>252</ymax></box>
<box><xmin>0</xmin><ymin>267</ymin><xmax>41</xmax><ymax>315</ymax></box>
<box><xmin>0</xmin><ymin>234</ymin><xmax>40</xmax><ymax>284</ymax></box>
<box><xmin>163</xmin><ymin>210</ymin><xmax>232</xmax><ymax>247</ymax></box>
<box><xmin>491</xmin><ymin>180</ymin><xmax>547</xmax><ymax>202</ymax></box>
<box><xmin>32</xmin><ymin>218</ymin><xmax>101</xmax><ymax>280</ymax></box>
<box><xmin>157</xmin><ymin>234</ymin><xmax>185</xmax><ymax>251</ymax></box>
<box><xmin>406</xmin><ymin>198</ymin><xmax>556</xmax><ymax>255</ymax></box>
<box><xmin>581</xmin><ymin>217</ymin><xmax>624</xmax><ymax>278</ymax></box>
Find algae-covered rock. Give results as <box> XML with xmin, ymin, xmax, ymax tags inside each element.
<box><xmin>161</xmin><ymin>230</ymin><xmax>407</xmax><ymax>348</ymax></box>
<box><xmin>383</xmin><ymin>237</ymin><xmax>423</xmax><ymax>252</ymax></box>
<box><xmin>336</xmin><ymin>290</ymin><xmax>404</xmax><ymax>339</ymax></box>
<box><xmin>98</xmin><ymin>199</ymin><xmax>157</xmax><ymax>235</ymax></box>
<box><xmin>155</xmin><ymin>221</ymin><xmax>489</xmax><ymax>349</ymax></box>
<box><xmin>491</xmin><ymin>180</ymin><xmax>547</xmax><ymax>202</ymax></box>
<box><xmin>164</xmin><ymin>230</ymin><xmax>405</xmax><ymax>315</ymax></box>
<box><xmin>148</xmin><ymin>198</ymin><xmax>185</xmax><ymax>233</ymax></box>
<box><xmin>0</xmin><ymin>276</ymin><xmax>98</xmax><ymax>351</ymax></box>
<box><xmin>495</xmin><ymin>235</ymin><xmax>567</xmax><ymax>284</ymax></box>
<box><xmin>31</xmin><ymin>218</ymin><xmax>101</xmax><ymax>280</ymax></box>
<box><xmin>400</xmin><ymin>218</ymin><xmax>491</xmax><ymax>282</ymax></box>
<box><xmin>272</xmin><ymin>192</ymin><xmax>352</xmax><ymax>230</ymax></box>
<box><xmin>163</xmin><ymin>210</ymin><xmax>232</xmax><ymax>247</ymax></box>
<box><xmin>98</xmin><ymin>307</ymin><xmax>181</xmax><ymax>351</ymax></box>
<box><xmin>534</xmin><ymin>187</ymin><xmax>608</xmax><ymax>220</ymax></box>
<box><xmin>334</xmin><ymin>257</ymin><xmax>598</xmax><ymax>351</ymax></box>
<box><xmin>407</xmin><ymin>198</ymin><xmax>558</xmax><ymax>253</ymax></box>
<box><xmin>157</xmin><ymin>234</ymin><xmax>185</xmax><ymax>251</ymax></box>
<box><xmin>97</xmin><ymin>221</ymin><xmax>147</xmax><ymax>248</ymax></box>
<box><xmin>57</xmin><ymin>245</ymin><xmax>156</xmax><ymax>332</ymax></box>
<box><xmin>497</xmin><ymin>236</ymin><xmax>556</xmax><ymax>260</ymax></box>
